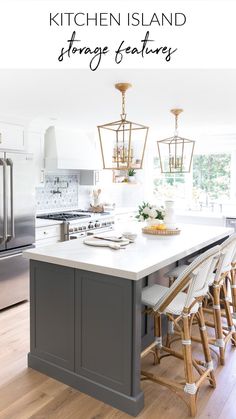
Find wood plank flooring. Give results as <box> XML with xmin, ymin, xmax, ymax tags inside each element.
<box><xmin>0</xmin><ymin>302</ymin><xmax>236</xmax><ymax>419</ymax></box>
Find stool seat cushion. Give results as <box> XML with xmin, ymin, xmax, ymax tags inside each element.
<box><xmin>142</xmin><ymin>284</ymin><xmax>199</xmax><ymax>315</ymax></box>
<box><xmin>165</xmin><ymin>264</ymin><xmax>188</xmax><ymax>279</ymax></box>
<box><xmin>165</xmin><ymin>265</ymin><xmax>215</xmax><ymax>286</ymax></box>
<box><xmin>187</xmin><ymin>255</ymin><xmax>197</xmax><ymax>264</ymax></box>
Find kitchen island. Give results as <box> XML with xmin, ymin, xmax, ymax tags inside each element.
<box><xmin>24</xmin><ymin>224</ymin><xmax>233</xmax><ymax>416</ymax></box>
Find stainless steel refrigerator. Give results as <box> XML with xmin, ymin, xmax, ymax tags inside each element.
<box><xmin>0</xmin><ymin>151</ymin><xmax>35</xmax><ymax>309</ymax></box>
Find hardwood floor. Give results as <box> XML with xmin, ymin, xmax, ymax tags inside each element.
<box><xmin>0</xmin><ymin>302</ymin><xmax>236</xmax><ymax>419</ymax></box>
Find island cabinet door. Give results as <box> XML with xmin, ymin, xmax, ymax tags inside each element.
<box><xmin>74</xmin><ymin>270</ymin><xmax>135</xmax><ymax>395</ymax></box>
<box><xmin>30</xmin><ymin>261</ymin><xmax>75</xmax><ymax>371</ymax></box>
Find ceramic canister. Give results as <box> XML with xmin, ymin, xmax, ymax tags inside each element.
<box><xmin>164</xmin><ymin>200</ymin><xmax>176</xmax><ymax>229</ymax></box>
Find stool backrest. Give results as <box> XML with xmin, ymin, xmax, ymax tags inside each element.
<box><xmin>217</xmin><ymin>233</ymin><xmax>236</xmax><ymax>276</ymax></box>
<box><xmin>154</xmin><ymin>245</ymin><xmax>220</xmax><ymax>313</ymax></box>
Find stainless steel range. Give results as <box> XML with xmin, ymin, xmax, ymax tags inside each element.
<box><xmin>37</xmin><ymin>210</ymin><xmax>115</xmax><ymax>240</ymax></box>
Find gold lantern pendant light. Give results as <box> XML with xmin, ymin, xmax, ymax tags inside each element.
<box><xmin>157</xmin><ymin>109</ymin><xmax>195</xmax><ymax>173</ymax></box>
<box><xmin>98</xmin><ymin>83</ymin><xmax>149</xmax><ymax>170</ymax></box>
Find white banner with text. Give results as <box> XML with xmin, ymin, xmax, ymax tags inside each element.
<box><xmin>0</xmin><ymin>0</ymin><xmax>235</xmax><ymax>69</ymax></box>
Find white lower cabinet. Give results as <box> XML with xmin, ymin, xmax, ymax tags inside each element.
<box><xmin>35</xmin><ymin>224</ymin><xmax>62</xmax><ymax>247</ymax></box>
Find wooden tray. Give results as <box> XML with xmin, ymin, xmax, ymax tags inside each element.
<box><xmin>89</xmin><ymin>205</ymin><xmax>104</xmax><ymax>213</ymax></box>
<box><xmin>142</xmin><ymin>227</ymin><xmax>181</xmax><ymax>236</ymax></box>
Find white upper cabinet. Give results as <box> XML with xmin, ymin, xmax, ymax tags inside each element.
<box><xmin>0</xmin><ymin>122</ymin><xmax>25</xmax><ymax>151</ymax></box>
<box><xmin>27</xmin><ymin>130</ymin><xmax>45</xmax><ymax>185</ymax></box>
<box><xmin>44</xmin><ymin>126</ymin><xmax>102</xmax><ymax>171</ymax></box>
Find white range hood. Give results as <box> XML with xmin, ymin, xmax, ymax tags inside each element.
<box><xmin>44</xmin><ymin>126</ymin><xmax>102</xmax><ymax>170</ymax></box>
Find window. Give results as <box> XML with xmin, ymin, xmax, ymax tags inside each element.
<box><xmin>153</xmin><ymin>153</ymin><xmax>231</xmax><ymax>207</ymax></box>
<box><xmin>193</xmin><ymin>154</ymin><xmax>231</xmax><ymax>203</ymax></box>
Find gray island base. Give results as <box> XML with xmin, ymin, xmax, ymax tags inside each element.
<box><xmin>29</xmin><ymin>262</ymin><xmax>144</xmax><ymax>416</ymax></box>
<box><xmin>25</xmin><ymin>224</ymin><xmax>233</xmax><ymax>416</ymax></box>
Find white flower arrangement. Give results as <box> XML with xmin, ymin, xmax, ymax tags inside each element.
<box><xmin>136</xmin><ymin>202</ymin><xmax>165</xmax><ymax>222</ymax></box>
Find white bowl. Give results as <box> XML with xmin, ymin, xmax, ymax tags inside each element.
<box><xmin>122</xmin><ymin>232</ymin><xmax>137</xmax><ymax>242</ymax></box>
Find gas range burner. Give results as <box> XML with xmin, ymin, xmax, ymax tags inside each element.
<box><xmin>37</xmin><ymin>212</ymin><xmax>91</xmax><ymax>221</ymax></box>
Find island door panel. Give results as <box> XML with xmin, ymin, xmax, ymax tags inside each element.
<box><xmin>30</xmin><ymin>261</ymin><xmax>75</xmax><ymax>371</ymax></box>
<box><xmin>75</xmin><ymin>270</ymin><xmax>133</xmax><ymax>394</ymax></box>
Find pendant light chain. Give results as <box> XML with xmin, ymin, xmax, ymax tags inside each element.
<box><xmin>175</xmin><ymin>113</ymin><xmax>178</xmax><ymax>136</ymax></box>
<box><xmin>121</xmin><ymin>92</ymin><xmax>126</xmax><ymax>120</ymax></box>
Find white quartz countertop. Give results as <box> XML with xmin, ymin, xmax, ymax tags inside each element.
<box><xmin>24</xmin><ymin>224</ymin><xmax>233</xmax><ymax>280</ymax></box>
<box><xmin>36</xmin><ymin>219</ymin><xmax>63</xmax><ymax>228</ymax></box>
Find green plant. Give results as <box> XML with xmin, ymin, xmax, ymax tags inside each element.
<box><xmin>136</xmin><ymin>201</ymin><xmax>165</xmax><ymax>222</ymax></box>
<box><xmin>127</xmin><ymin>168</ymin><xmax>136</xmax><ymax>176</ymax></box>
<box><xmin>193</xmin><ymin>154</ymin><xmax>231</xmax><ymax>201</ymax></box>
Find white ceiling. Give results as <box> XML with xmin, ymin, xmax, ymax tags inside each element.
<box><xmin>0</xmin><ymin>69</ymin><xmax>235</xmax><ymax>140</ymax></box>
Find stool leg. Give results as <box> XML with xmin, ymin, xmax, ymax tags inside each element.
<box><xmin>222</xmin><ymin>282</ymin><xmax>236</xmax><ymax>346</ymax></box>
<box><xmin>212</xmin><ymin>284</ymin><xmax>225</xmax><ymax>365</ymax></box>
<box><xmin>182</xmin><ymin>315</ymin><xmax>197</xmax><ymax>417</ymax></box>
<box><xmin>230</xmin><ymin>269</ymin><xmax>236</xmax><ymax>320</ymax></box>
<box><xmin>154</xmin><ymin>314</ymin><xmax>162</xmax><ymax>365</ymax></box>
<box><xmin>198</xmin><ymin>306</ymin><xmax>216</xmax><ymax>388</ymax></box>
<box><xmin>166</xmin><ymin>318</ymin><xmax>175</xmax><ymax>348</ymax></box>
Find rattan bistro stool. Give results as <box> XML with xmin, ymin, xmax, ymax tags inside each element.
<box><xmin>165</xmin><ymin>256</ymin><xmax>203</xmax><ymax>286</ymax></box>
<box><xmin>165</xmin><ymin>257</ymin><xmax>200</xmax><ymax>286</ymax></box>
<box><xmin>202</xmin><ymin>234</ymin><xmax>236</xmax><ymax>365</ymax></box>
<box><xmin>165</xmin><ymin>264</ymin><xmax>188</xmax><ymax>286</ymax></box>
<box><xmin>230</xmin><ymin>249</ymin><xmax>236</xmax><ymax>320</ymax></box>
<box><xmin>141</xmin><ymin>246</ymin><xmax>220</xmax><ymax>417</ymax></box>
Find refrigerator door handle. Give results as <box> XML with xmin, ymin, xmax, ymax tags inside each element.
<box><xmin>6</xmin><ymin>158</ymin><xmax>15</xmax><ymax>240</ymax></box>
<box><xmin>0</xmin><ymin>158</ymin><xmax>8</xmax><ymax>244</ymax></box>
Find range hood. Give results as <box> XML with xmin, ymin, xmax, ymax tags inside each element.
<box><xmin>44</xmin><ymin>126</ymin><xmax>102</xmax><ymax>170</ymax></box>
